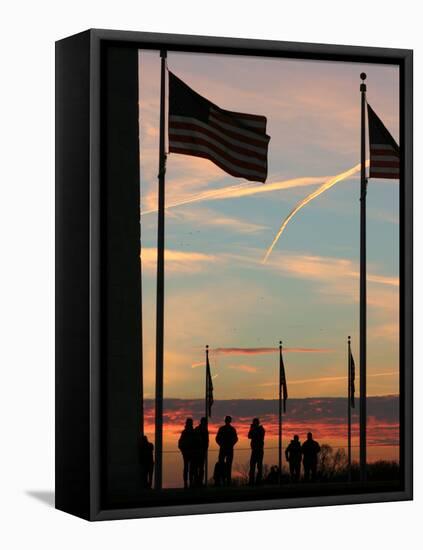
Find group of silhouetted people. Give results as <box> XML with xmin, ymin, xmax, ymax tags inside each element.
<box><xmin>178</xmin><ymin>417</ymin><xmax>209</xmax><ymax>488</ymax></box>
<box><xmin>178</xmin><ymin>415</ymin><xmax>241</xmax><ymax>488</ymax></box>
<box><xmin>285</xmin><ymin>432</ymin><xmax>321</xmax><ymax>482</ymax></box>
<box><xmin>213</xmin><ymin>415</ymin><xmax>267</xmax><ymax>486</ymax></box>
<box><xmin>178</xmin><ymin>416</ymin><xmax>322</xmax><ymax>487</ymax></box>
<box><xmin>140</xmin><ymin>418</ymin><xmax>322</xmax><ymax>489</ymax></box>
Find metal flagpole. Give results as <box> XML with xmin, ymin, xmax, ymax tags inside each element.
<box><xmin>140</xmin><ymin>253</ymin><xmax>145</xmax><ymax>437</ymax></box>
<box><xmin>359</xmin><ymin>72</ymin><xmax>367</xmax><ymax>483</ymax></box>
<box><xmin>205</xmin><ymin>345</ymin><xmax>209</xmax><ymax>488</ymax></box>
<box><xmin>139</xmin><ymin>79</ymin><xmax>145</xmax><ymax>439</ymax></box>
<box><xmin>278</xmin><ymin>341</ymin><xmax>282</xmax><ymax>484</ymax></box>
<box><xmin>154</xmin><ymin>49</ymin><xmax>167</xmax><ymax>490</ymax></box>
<box><xmin>347</xmin><ymin>336</ymin><xmax>352</xmax><ymax>482</ymax></box>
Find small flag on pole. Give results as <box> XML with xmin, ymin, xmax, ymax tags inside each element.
<box><xmin>168</xmin><ymin>72</ymin><xmax>270</xmax><ymax>182</ymax></box>
<box><xmin>279</xmin><ymin>345</ymin><xmax>288</xmax><ymax>413</ymax></box>
<box><xmin>367</xmin><ymin>103</ymin><xmax>400</xmax><ymax>179</ymax></box>
<box><xmin>206</xmin><ymin>349</ymin><xmax>214</xmax><ymax>417</ymax></box>
<box><xmin>349</xmin><ymin>346</ymin><xmax>356</xmax><ymax>409</ymax></box>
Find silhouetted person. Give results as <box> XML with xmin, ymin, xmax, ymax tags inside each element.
<box><xmin>285</xmin><ymin>435</ymin><xmax>302</xmax><ymax>482</ymax></box>
<box><xmin>216</xmin><ymin>416</ymin><xmax>238</xmax><ymax>485</ymax></box>
<box><xmin>194</xmin><ymin>417</ymin><xmax>209</xmax><ymax>486</ymax></box>
<box><xmin>248</xmin><ymin>418</ymin><xmax>265</xmax><ymax>485</ymax></box>
<box><xmin>178</xmin><ymin>418</ymin><xmax>196</xmax><ymax>488</ymax></box>
<box><xmin>139</xmin><ymin>434</ymin><xmax>154</xmax><ymax>489</ymax></box>
<box><xmin>301</xmin><ymin>432</ymin><xmax>321</xmax><ymax>482</ymax></box>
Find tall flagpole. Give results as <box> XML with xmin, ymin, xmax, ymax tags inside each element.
<box><xmin>359</xmin><ymin>72</ymin><xmax>367</xmax><ymax>483</ymax></box>
<box><xmin>278</xmin><ymin>341</ymin><xmax>282</xmax><ymax>484</ymax></box>
<box><xmin>205</xmin><ymin>345</ymin><xmax>209</xmax><ymax>488</ymax></box>
<box><xmin>154</xmin><ymin>49</ymin><xmax>167</xmax><ymax>490</ymax></box>
<box><xmin>347</xmin><ymin>336</ymin><xmax>352</xmax><ymax>481</ymax></box>
<box><xmin>140</xmin><ymin>254</ymin><xmax>145</xmax><ymax>437</ymax></box>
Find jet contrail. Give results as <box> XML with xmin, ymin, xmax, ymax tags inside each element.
<box><xmin>141</xmin><ymin>182</ymin><xmax>252</xmax><ymax>214</ymax></box>
<box><xmin>262</xmin><ymin>162</ymin><xmax>368</xmax><ymax>263</ymax></box>
<box><xmin>140</xmin><ymin>175</ymin><xmax>327</xmax><ymax>215</ymax></box>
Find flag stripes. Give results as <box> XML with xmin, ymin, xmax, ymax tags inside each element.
<box><xmin>280</xmin><ymin>346</ymin><xmax>288</xmax><ymax>413</ymax></box>
<box><xmin>168</xmin><ymin>72</ymin><xmax>270</xmax><ymax>182</ymax></box>
<box><xmin>168</xmin><ymin>121</ymin><xmax>268</xmax><ymax>155</ymax></box>
<box><xmin>349</xmin><ymin>347</ymin><xmax>355</xmax><ymax>409</ymax></box>
<box><xmin>206</xmin><ymin>351</ymin><xmax>214</xmax><ymax>417</ymax></box>
<box><xmin>367</xmin><ymin>103</ymin><xmax>400</xmax><ymax>179</ymax></box>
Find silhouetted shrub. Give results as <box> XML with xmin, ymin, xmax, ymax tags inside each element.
<box><xmin>367</xmin><ymin>460</ymin><xmax>400</xmax><ymax>482</ymax></box>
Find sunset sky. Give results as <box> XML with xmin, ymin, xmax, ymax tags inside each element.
<box><xmin>138</xmin><ymin>49</ymin><xmax>399</xmax><ymax>403</ymax></box>
<box><xmin>145</xmin><ymin>396</ymin><xmax>399</xmax><ymax>487</ymax></box>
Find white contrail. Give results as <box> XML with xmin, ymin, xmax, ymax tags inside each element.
<box><xmin>262</xmin><ymin>162</ymin><xmax>368</xmax><ymax>263</ymax></box>
<box><xmin>140</xmin><ymin>175</ymin><xmax>327</xmax><ymax>215</ymax></box>
<box><xmin>141</xmin><ymin>182</ymin><xmax>252</xmax><ymax>214</ymax></box>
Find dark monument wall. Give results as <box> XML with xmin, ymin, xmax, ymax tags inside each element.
<box><xmin>102</xmin><ymin>45</ymin><xmax>143</xmax><ymax>505</ymax></box>
<box><xmin>56</xmin><ymin>31</ymin><xmax>92</xmax><ymax>520</ymax></box>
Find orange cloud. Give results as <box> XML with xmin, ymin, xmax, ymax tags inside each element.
<box><xmin>141</xmin><ymin>247</ymin><xmax>218</xmax><ymax>274</ymax></box>
<box><xmin>370</xmin><ymin>323</ymin><xmax>400</xmax><ymax>341</ymax></box>
<box><xmin>169</xmin><ymin>207</ymin><xmax>267</xmax><ymax>234</ymax></box>
<box><xmin>258</xmin><ymin>371</ymin><xmax>399</xmax><ymax>398</ymax></box>
<box><xmin>266</xmin><ymin>252</ymin><xmax>398</xmax><ymax>291</ymax></box>
<box><xmin>279</xmin><ymin>371</ymin><xmax>399</xmax><ymax>386</ymax></box>
<box><xmin>191</xmin><ymin>361</ymin><xmax>205</xmax><ymax>369</ymax></box>
<box><xmin>228</xmin><ymin>364</ymin><xmax>259</xmax><ymax>373</ymax></box>
<box><xmin>264</xmin><ymin>253</ymin><xmax>399</xmax><ymax>347</ymax></box>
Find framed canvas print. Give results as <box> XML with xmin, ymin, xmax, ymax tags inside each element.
<box><xmin>55</xmin><ymin>29</ymin><xmax>413</xmax><ymax>520</ymax></box>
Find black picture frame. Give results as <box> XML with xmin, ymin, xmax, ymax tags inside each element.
<box><xmin>55</xmin><ymin>29</ymin><xmax>413</xmax><ymax>521</ymax></box>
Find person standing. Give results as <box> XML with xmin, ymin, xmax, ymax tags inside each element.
<box><xmin>178</xmin><ymin>418</ymin><xmax>196</xmax><ymax>488</ymax></box>
<box><xmin>248</xmin><ymin>418</ymin><xmax>265</xmax><ymax>485</ymax></box>
<box><xmin>285</xmin><ymin>434</ymin><xmax>302</xmax><ymax>482</ymax></box>
<box><xmin>139</xmin><ymin>434</ymin><xmax>154</xmax><ymax>489</ymax></box>
<box><xmin>216</xmin><ymin>416</ymin><xmax>238</xmax><ymax>485</ymax></box>
<box><xmin>194</xmin><ymin>417</ymin><xmax>209</xmax><ymax>486</ymax></box>
<box><xmin>301</xmin><ymin>432</ymin><xmax>321</xmax><ymax>482</ymax></box>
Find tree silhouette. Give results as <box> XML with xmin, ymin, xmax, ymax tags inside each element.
<box><xmin>319</xmin><ymin>445</ymin><xmax>348</xmax><ymax>481</ymax></box>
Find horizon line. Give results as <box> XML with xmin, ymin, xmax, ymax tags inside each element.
<box><xmin>144</xmin><ymin>394</ymin><xmax>399</xmax><ymax>401</ymax></box>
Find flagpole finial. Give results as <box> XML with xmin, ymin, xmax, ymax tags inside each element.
<box><xmin>279</xmin><ymin>340</ymin><xmax>282</xmax><ymax>347</ymax></box>
<box><xmin>360</xmin><ymin>72</ymin><xmax>367</xmax><ymax>81</ymax></box>
<box><xmin>348</xmin><ymin>335</ymin><xmax>351</xmax><ymax>341</ymax></box>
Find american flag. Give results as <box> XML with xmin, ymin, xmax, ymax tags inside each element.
<box><xmin>279</xmin><ymin>345</ymin><xmax>288</xmax><ymax>413</ymax></box>
<box><xmin>349</xmin><ymin>347</ymin><xmax>355</xmax><ymax>409</ymax></box>
<box><xmin>367</xmin><ymin>103</ymin><xmax>400</xmax><ymax>180</ymax></box>
<box><xmin>206</xmin><ymin>350</ymin><xmax>214</xmax><ymax>418</ymax></box>
<box><xmin>168</xmin><ymin>72</ymin><xmax>270</xmax><ymax>183</ymax></box>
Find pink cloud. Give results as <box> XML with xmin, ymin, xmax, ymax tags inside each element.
<box><xmin>212</xmin><ymin>346</ymin><xmax>334</xmax><ymax>356</ymax></box>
